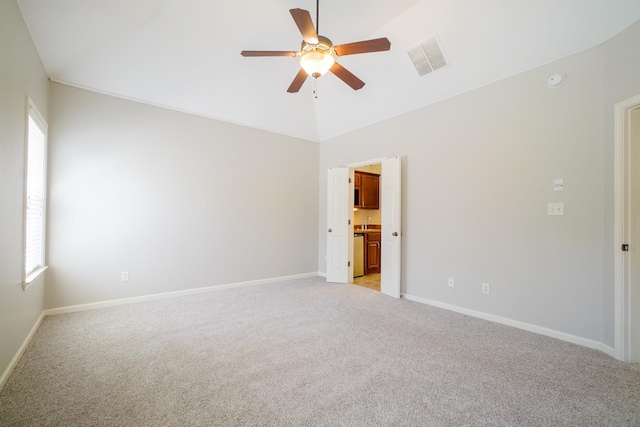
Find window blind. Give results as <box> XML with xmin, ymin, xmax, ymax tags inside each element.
<box><xmin>25</xmin><ymin>105</ymin><xmax>47</xmax><ymax>279</ymax></box>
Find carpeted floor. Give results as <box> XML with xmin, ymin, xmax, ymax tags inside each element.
<box><xmin>1</xmin><ymin>276</ymin><xmax>639</xmax><ymax>426</ymax></box>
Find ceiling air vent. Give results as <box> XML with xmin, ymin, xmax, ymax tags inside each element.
<box><xmin>408</xmin><ymin>36</ymin><xmax>449</xmax><ymax>77</ymax></box>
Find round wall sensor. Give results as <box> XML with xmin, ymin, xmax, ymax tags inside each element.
<box><xmin>547</xmin><ymin>73</ymin><xmax>566</xmax><ymax>88</ymax></box>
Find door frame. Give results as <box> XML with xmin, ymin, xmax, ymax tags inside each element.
<box><xmin>347</xmin><ymin>157</ymin><xmax>402</xmax><ymax>291</ymax></box>
<box><xmin>326</xmin><ymin>155</ymin><xmax>402</xmax><ymax>297</ymax></box>
<box><xmin>348</xmin><ymin>157</ymin><xmax>387</xmax><ymax>284</ymax></box>
<box><xmin>614</xmin><ymin>93</ymin><xmax>640</xmax><ymax>361</ymax></box>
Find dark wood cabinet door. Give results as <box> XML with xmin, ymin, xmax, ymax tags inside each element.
<box><xmin>365</xmin><ymin>232</ymin><xmax>381</xmax><ymax>274</ymax></box>
<box><xmin>354</xmin><ymin>172</ymin><xmax>361</xmax><ymax>207</ymax></box>
<box><xmin>354</xmin><ymin>171</ymin><xmax>379</xmax><ymax>209</ymax></box>
<box><xmin>360</xmin><ymin>173</ymin><xmax>379</xmax><ymax>209</ymax></box>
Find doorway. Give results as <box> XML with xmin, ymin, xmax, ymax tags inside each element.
<box><xmin>326</xmin><ymin>156</ymin><xmax>402</xmax><ymax>298</ymax></box>
<box><xmin>614</xmin><ymin>93</ymin><xmax>640</xmax><ymax>362</ymax></box>
<box><xmin>352</xmin><ymin>163</ymin><xmax>382</xmax><ymax>291</ymax></box>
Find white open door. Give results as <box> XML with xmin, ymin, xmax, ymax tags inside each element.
<box><xmin>381</xmin><ymin>156</ymin><xmax>402</xmax><ymax>298</ymax></box>
<box><xmin>327</xmin><ymin>167</ymin><xmax>350</xmax><ymax>283</ymax></box>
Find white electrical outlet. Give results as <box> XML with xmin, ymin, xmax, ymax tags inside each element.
<box><xmin>121</xmin><ymin>272</ymin><xmax>130</xmax><ymax>282</ymax></box>
<box><xmin>547</xmin><ymin>202</ymin><xmax>565</xmax><ymax>216</ymax></box>
<box><xmin>482</xmin><ymin>282</ymin><xmax>490</xmax><ymax>294</ymax></box>
<box><xmin>448</xmin><ymin>277</ymin><xmax>454</xmax><ymax>288</ymax></box>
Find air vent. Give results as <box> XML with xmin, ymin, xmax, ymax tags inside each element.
<box><xmin>408</xmin><ymin>36</ymin><xmax>449</xmax><ymax>77</ymax></box>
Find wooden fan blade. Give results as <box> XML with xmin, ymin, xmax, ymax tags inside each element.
<box><xmin>330</xmin><ymin>62</ymin><xmax>365</xmax><ymax>90</ymax></box>
<box><xmin>241</xmin><ymin>51</ymin><xmax>297</xmax><ymax>57</ymax></box>
<box><xmin>290</xmin><ymin>9</ymin><xmax>319</xmax><ymax>44</ymax></box>
<box><xmin>334</xmin><ymin>37</ymin><xmax>391</xmax><ymax>56</ymax></box>
<box><xmin>287</xmin><ymin>68</ymin><xmax>309</xmax><ymax>93</ymax></box>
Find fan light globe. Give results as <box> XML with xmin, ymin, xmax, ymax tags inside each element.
<box><xmin>299</xmin><ymin>50</ymin><xmax>335</xmax><ymax>78</ymax></box>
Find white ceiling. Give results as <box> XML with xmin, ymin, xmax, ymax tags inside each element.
<box><xmin>17</xmin><ymin>0</ymin><xmax>640</xmax><ymax>142</ymax></box>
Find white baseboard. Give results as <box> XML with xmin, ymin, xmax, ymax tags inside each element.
<box><xmin>0</xmin><ymin>312</ymin><xmax>45</xmax><ymax>392</ymax></box>
<box><xmin>601</xmin><ymin>344</ymin><xmax>616</xmax><ymax>359</ymax></box>
<box><xmin>45</xmin><ymin>272</ymin><xmax>320</xmax><ymax>316</ymax></box>
<box><xmin>317</xmin><ymin>271</ymin><xmax>327</xmax><ymax>278</ymax></box>
<box><xmin>403</xmin><ymin>293</ymin><xmax>614</xmax><ymax>356</ymax></box>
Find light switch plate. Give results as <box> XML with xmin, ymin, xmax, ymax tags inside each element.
<box><xmin>547</xmin><ymin>202</ymin><xmax>565</xmax><ymax>215</ymax></box>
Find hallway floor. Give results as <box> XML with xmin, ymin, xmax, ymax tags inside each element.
<box><xmin>352</xmin><ymin>273</ymin><xmax>380</xmax><ymax>291</ymax></box>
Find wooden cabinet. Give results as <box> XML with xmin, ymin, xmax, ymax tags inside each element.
<box><xmin>354</xmin><ymin>171</ymin><xmax>379</xmax><ymax>209</ymax></box>
<box><xmin>354</xmin><ymin>173</ymin><xmax>361</xmax><ymax>206</ymax></box>
<box><xmin>365</xmin><ymin>232</ymin><xmax>381</xmax><ymax>274</ymax></box>
<box><xmin>361</xmin><ymin>173</ymin><xmax>379</xmax><ymax>209</ymax></box>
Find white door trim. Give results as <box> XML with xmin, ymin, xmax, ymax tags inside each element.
<box><xmin>347</xmin><ymin>157</ymin><xmax>388</xmax><ymax>169</ymax></box>
<box><xmin>342</xmin><ymin>156</ymin><xmax>402</xmax><ymax>297</ymax></box>
<box><xmin>348</xmin><ymin>158</ymin><xmax>386</xmax><ymax>286</ymax></box>
<box><xmin>614</xmin><ymin>93</ymin><xmax>640</xmax><ymax>361</ymax></box>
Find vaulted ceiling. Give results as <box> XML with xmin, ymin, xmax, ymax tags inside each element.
<box><xmin>16</xmin><ymin>0</ymin><xmax>640</xmax><ymax>142</ymax></box>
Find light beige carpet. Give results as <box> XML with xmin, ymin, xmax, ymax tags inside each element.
<box><xmin>1</xmin><ymin>276</ymin><xmax>639</xmax><ymax>426</ymax></box>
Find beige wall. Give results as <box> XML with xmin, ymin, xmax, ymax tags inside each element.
<box><xmin>354</xmin><ymin>209</ymin><xmax>381</xmax><ymax>226</ymax></box>
<box><xmin>0</xmin><ymin>0</ymin><xmax>50</xmax><ymax>384</ymax></box>
<box><xmin>46</xmin><ymin>83</ymin><xmax>319</xmax><ymax>308</ymax></box>
<box><xmin>320</xmin><ymin>36</ymin><xmax>612</xmax><ymax>344</ymax></box>
<box><xmin>356</xmin><ymin>165</ymin><xmax>382</xmax><ymax>174</ymax></box>
<box><xmin>320</xmin><ymin>20</ymin><xmax>640</xmax><ymax>347</ymax></box>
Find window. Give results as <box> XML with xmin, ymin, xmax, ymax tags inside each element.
<box><xmin>23</xmin><ymin>100</ymin><xmax>48</xmax><ymax>288</ymax></box>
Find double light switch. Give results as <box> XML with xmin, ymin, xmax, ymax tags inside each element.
<box><xmin>548</xmin><ymin>178</ymin><xmax>564</xmax><ymax>215</ymax></box>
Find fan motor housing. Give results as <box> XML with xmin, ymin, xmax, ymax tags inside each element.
<box><xmin>301</xmin><ymin>35</ymin><xmax>334</xmax><ymax>54</ymax></box>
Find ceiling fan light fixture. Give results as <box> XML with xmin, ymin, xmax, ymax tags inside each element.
<box><xmin>241</xmin><ymin>6</ymin><xmax>390</xmax><ymax>93</ymax></box>
<box><xmin>299</xmin><ymin>50</ymin><xmax>335</xmax><ymax>78</ymax></box>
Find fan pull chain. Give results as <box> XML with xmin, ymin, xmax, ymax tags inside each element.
<box><xmin>313</xmin><ymin>77</ymin><xmax>318</xmax><ymax>99</ymax></box>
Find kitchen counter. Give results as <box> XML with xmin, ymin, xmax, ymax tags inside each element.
<box><xmin>354</xmin><ymin>228</ymin><xmax>380</xmax><ymax>234</ymax></box>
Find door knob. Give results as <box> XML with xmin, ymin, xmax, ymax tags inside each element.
<box><xmin>392</xmin><ymin>232</ymin><xmax>398</xmax><ymax>236</ymax></box>
<box><xmin>328</xmin><ymin>228</ymin><xmax>332</xmax><ymax>232</ymax></box>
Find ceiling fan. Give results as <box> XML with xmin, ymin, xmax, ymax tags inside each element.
<box><xmin>240</xmin><ymin>0</ymin><xmax>391</xmax><ymax>93</ymax></box>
